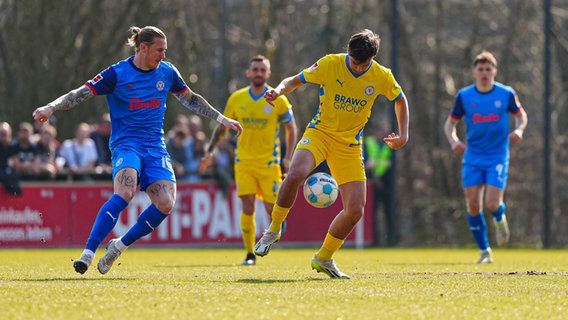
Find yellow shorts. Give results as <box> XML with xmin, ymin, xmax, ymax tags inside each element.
<box><xmin>296</xmin><ymin>128</ymin><xmax>366</xmax><ymax>185</ymax></box>
<box><xmin>234</xmin><ymin>162</ymin><xmax>283</xmax><ymax>203</ymax></box>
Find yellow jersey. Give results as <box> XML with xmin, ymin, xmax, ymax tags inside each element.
<box><xmin>223</xmin><ymin>85</ymin><xmax>293</xmax><ymax>167</ymax></box>
<box><xmin>300</xmin><ymin>53</ymin><xmax>402</xmax><ymax>146</ymax></box>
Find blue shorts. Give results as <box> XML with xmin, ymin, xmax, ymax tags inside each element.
<box><xmin>111</xmin><ymin>145</ymin><xmax>176</xmax><ymax>191</ymax></box>
<box><xmin>462</xmin><ymin>159</ymin><xmax>509</xmax><ymax>189</ymax></box>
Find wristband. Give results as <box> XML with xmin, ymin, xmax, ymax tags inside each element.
<box><xmin>216</xmin><ymin>114</ymin><xmax>224</xmax><ymax>123</ymax></box>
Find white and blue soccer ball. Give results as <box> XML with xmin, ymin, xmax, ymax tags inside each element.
<box><xmin>303</xmin><ymin>172</ymin><xmax>339</xmax><ymax>208</ymax></box>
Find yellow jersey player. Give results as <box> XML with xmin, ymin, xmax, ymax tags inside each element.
<box><xmin>200</xmin><ymin>55</ymin><xmax>298</xmax><ymax>265</ymax></box>
<box><xmin>254</xmin><ymin>29</ymin><xmax>410</xmax><ymax>278</ymax></box>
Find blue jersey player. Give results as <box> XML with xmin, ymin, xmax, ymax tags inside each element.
<box><xmin>33</xmin><ymin>26</ymin><xmax>243</xmax><ymax>275</ymax></box>
<box><xmin>444</xmin><ymin>50</ymin><xmax>528</xmax><ymax>264</ymax></box>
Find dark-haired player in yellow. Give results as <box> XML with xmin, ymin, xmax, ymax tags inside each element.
<box><xmin>201</xmin><ymin>55</ymin><xmax>297</xmax><ymax>265</ymax></box>
<box><xmin>254</xmin><ymin>29</ymin><xmax>410</xmax><ymax>278</ymax></box>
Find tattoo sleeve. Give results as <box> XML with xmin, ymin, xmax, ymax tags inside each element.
<box><xmin>48</xmin><ymin>85</ymin><xmax>94</xmax><ymax>111</ymax></box>
<box><xmin>173</xmin><ymin>89</ymin><xmax>222</xmax><ymax>121</ymax></box>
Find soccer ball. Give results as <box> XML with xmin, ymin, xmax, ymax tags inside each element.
<box><xmin>303</xmin><ymin>172</ymin><xmax>339</xmax><ymax>208</ymax></box>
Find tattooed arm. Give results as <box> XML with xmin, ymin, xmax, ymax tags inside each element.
<box><xmin>174</xmin><ymin>88</ymin><xmax>243</xmax><ymax>137</ymax></box>
<box><xmin>33</xmin><ymin>85</ymin><xmax>94</xmax><ymax>123</ymax></box>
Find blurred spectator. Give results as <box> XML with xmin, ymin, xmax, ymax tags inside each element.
<box><xmin>90</xmin><ymin>113</ymin><xmax>112</xmax><ymax>175</ymax></box>
<box><xmin>10</xmin><ymin>122</ymin><xmax>39</xmax><ymax>179</ymax></box>
<box><xmin>363</xmin><ymin>124</ymin><xmax>396</xmax><ymax>246</ymax></box>
<box><xmin>0</xmin><ymin>122</ymin><xmax>22</xmax><ymax>195</ymax></box>
<box><xmin>210</xmin><ymin>134</ymin><xmax>234</xmax><ymax>198</ymax></box>
<box><xmin>166</xmin><ymin>128</ymin><xmax>191</xmax><ymax>180</ymax></box>
<box><xmin>188</xmin><ymin>114</ymin><xmax>203</xmax><ymax>138</ymax></box>
<box><xmin>166</xmin><ymin>114</ymin><xmax>189</xmax><ymax>141</ymax></box>
<box><xmin>59</xmin><ymin>122</ymin><xmax>98</xmax><ymax>177</ymax></box>
<box><xmin>187</xmin><ymin>130</ymin><xmax>207</xmax><ymax>182</ymax></box>
<box><xmin>35</xmin><ymin>124</ymin><xmax>60</xmax><ymax>180</ymax></box>
<box><xmin>32</xmin><ymin>115</ymin><xmax>57</xmax><ymax>145</ymax></box>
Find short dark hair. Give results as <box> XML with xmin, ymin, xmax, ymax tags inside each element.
<box><xmin>473</xmin><ymin>50</ymin><xmax>498</xmax><ymax>67</ymax></box>
<box><xmin>347</xmin><ymin>29</ymin><xmax>381</xmax><ymax>63</ymax></box>
<box><xmin>249</xmin><ymin>54</ymin><xmax>270</xmax><ymax>69</ymax></box>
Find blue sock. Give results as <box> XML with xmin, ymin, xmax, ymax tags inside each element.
<box><xmin>85</xmin><ymin>194</ymin><xmax>128</xmax><ymax>252</ymax></box>
<box><xmin>490</xmin><ymin>202</ymin><xmax>506</xmax><ymax>222</ymax></box>
<box><xmin>120</xmin><ymin>205</ymin><xmax>169</xmax><ymax>246</ymax></box>
<box><xmin>468</xmin><ymin>213</ymin><xmax>489</xmax><ymax>250</ymax></box>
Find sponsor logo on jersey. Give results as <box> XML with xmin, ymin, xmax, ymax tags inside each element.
<box><xmin>129</xmin><ymin>98</ymin><xmax>162</xmax><ymax>111</ymax></box>
<box><xmin>242</xmin><ymin>117</ymin><xmax>268</xmax><ymax>130</ymax></box>
<box><xmin>473</xmin><ymin>113</ymin><xmax>500</xmax><ymax>124</ymax></box>
<box><xmin>333</xmin><ymin>94</ymin><xmax>367</xmax><ymax>113</ymax></box>
<box><xmin>91</xmin><ymin>74</ymin><xmax>103</xmax><ymax>84</ymax></box>
<box><xmin>156</xmin><ymin>80</ymin><xmax>165</xmax><ymax>91</ymax></box>
<box><xmin>364</xmin><ymin>85</ymin><xmax>375</xmax><ymax>96</ymax></box>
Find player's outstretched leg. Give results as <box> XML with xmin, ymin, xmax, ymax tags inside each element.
<box><xmin>97</xmin><ymin>238</ymin><xmax>123</xmax><ymax>274</ymax></box>
<box><xmin>73</xmin><ymin>251</ymin><xmax>94</xmax><ymax>274</ymax></box>
<box><xmin>241</xmin><ymin>253</ymin><xmax>256</xmax><ymax>266</ymax></box>
<box><xmin>477</xmin><ymin>248</ymin><xmax>493</xmax><ymax>264</ymax></box>
<box><xmin>254</xmin><ymin>230</ymin><xmax>280</xmax><ymax>257</ymax></box>
<box><xmin>311</xmin><ymin>254</ymin><xmax>350</xmax><ymax>279</ymax></box>
<box><xmin>491</xmin><ymin>203</ymin><xmax>510</xmax><ymax>247</ymax></box>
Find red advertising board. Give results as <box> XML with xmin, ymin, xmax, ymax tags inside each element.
<box><xmin>0</xmin><ymin>183</ymin><xmax>373</xmax><ymax>248</ymax></box>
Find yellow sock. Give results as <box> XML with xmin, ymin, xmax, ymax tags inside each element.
<box><xmin>315</xmin><ymin>233</ymin><xmax>345</xmax><ymax>261</ymax></box>
<box><xmin>240</xmin><ymin>212</ymin><xmax>256</xmax><ymax>253</ymax></box>
<box><xmin>268</xmin><ymin>204</ymin><xmax>290</xmax><ymax>234</ymax></box>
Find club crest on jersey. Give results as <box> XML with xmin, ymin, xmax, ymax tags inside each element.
<box><xmin>299</xmin><ymin>138</ymin><xmax>311</xmax><ymax>145</ymax></box>
<box><xmin>494</xmin><ymin>100</ymin><xmax>502</xmax><ymax>108</ymax></box>
<box><xmin>264</xmin><ymin>105</ymin><xmax>273</xmax><ymax>114</ymax></box>
<box><xmin>156</xmin><ymin>80</ymin><xmax>165</xmax><ymax>91</ymax></box>
<box><xmin>364</xmin><ymin>85</ymin><xmax>375</xmax><ymax>96</ymax></box>
<box><xmin>308</xmin><ymin>62</ymin><xmax>319</xmax><ymax>71</ymax></box>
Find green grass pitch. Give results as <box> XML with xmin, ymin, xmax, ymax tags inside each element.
<box><xmin>0</xmin><ymin>248</ymin><xmax>566</xmax><ymax>319</ymax></box>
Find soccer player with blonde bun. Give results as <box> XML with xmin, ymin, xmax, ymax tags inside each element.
<box><xmin>33</xmin><ymin>26</ymin><xmax>242</xmax><ymax>275</ymax></box>
<box><xmin>444</xmin><ymin>50</ymin><xmax>528</xmax><ymax>264</ymax></box>
<box><xmin>254</xmin><ymin>29</ymin><xmax>410</xmax><ymax>278</ymax></box>
<box><xmin>200</xmin><ymin>55</ymin><xmax>297</xmax><ymax>266</ymax></box>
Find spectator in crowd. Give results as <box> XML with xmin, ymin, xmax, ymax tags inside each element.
<box><xmin>10</xmin><ymin>122</ymin><xmax>39</xmax><ymax>179</ymax></box>
<box><xmin>166</xmin><ymin>114</ymin><xmax>189</xmax><ymax>141</ymax></box>
<box><xmin>188</xmin><ymin>114</ymin><xmax>203</xmax><ymax>138</ymax></box>
<box><xmin>35</xmin><ymin>124</ymin><xmax>59</xmax><ymax>180</ymax></box>
<box><xmin>0</xmin><ymin>122</ymin><xmax>22</xmax><ymax>195</ymax></box>
<box><xmin>186</xmin><ymin>130</ymin><xmax>206</xmax><ymax>182</ymax></box>
<box><xmin>166</xmin><ymin>127</ymin><xmax>192</xmax><ymax>180</ymax></box>
<box><xmin>210</xmin><ymin>135</ymin><xmax>234</xmax><ymax>198</ymax></box>
<box><xmin>90</xmin><ymin>113</ymin><xmax>112</xmax><ymax>175</ymax></box>
<box><xmin>59</xmin><ymin>122</ymin><xmax>98</xmax><ymax>177</ymax></box>
<box><xmin>364</xmin><ymin>124</ymin><xmax>396</xmax><ymax>246</ymax></box>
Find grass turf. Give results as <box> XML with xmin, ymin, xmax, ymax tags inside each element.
<box><xmin>0</xmin><ymin>248</ymin><xmax>566</xmax><ymax>319</ymax></box>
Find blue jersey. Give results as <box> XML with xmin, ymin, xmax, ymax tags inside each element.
<box><xmin>450</xmin><ymin>82</ymin><xmax>522</xmax><ymax>165</ymax></box>
<box><xmin>86</xmin><ymin>56</ymin><xmax>188</xmax><ymax>151</ymax></box>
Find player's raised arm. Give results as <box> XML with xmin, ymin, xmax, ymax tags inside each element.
<box><xmin>264</xmin><ymin>74</ymin><xmax>304</xmax><ymax>106</ymax></box>
<box><xmin>173</xmin><ymin>89</ymin><xmax>242</xmax><ymax>137</ymax></box>
<box><xmin>32</xmin><ymin>85</ymin><xmax>94</xmax><ymax>123</ymax></box>
<box><xmin>383</xmin><ymin>92</ymin><xmax>409</xmax><ymax>150</ymax></box>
